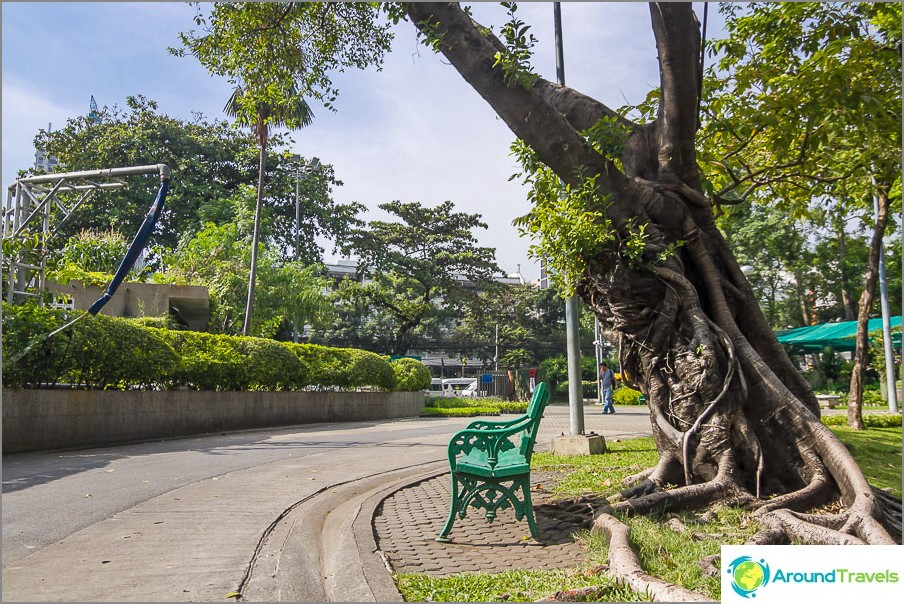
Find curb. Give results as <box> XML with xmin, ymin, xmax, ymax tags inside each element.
<box><xmin>353</xmin><ymin>465</ymin><xmax>449</xmax><ymax>602</ymax></box>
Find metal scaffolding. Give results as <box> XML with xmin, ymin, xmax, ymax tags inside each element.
<box><xmin>2</xmin><ymin>164</ymin><xmax>169</xmax><ymax>304</ymax></box>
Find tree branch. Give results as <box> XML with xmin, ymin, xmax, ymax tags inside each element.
<box><xmin>649</xmin><ymin>3</ymin><xmax>701</xmax><ymax>186</ymax></box>
<box><xmin>406</xmin><ymin>2</ymin><xmax>630</xmax><ymax>197</ymax></box>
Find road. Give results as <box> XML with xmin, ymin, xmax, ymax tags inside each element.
<box><xmin>2</xmin><ymin>403</ymin><xmax>653</xmax><ymax>601</ymax></box>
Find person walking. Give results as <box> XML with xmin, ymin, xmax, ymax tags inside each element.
<box><xmin>599</xmin><ymin>362</ymin><xmax>616</xmax><ymax>414</ymax></box>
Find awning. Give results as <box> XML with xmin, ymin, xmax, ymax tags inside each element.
<box><xmin>776</xmin><ymin>316</ymin><xmax>902</xmax><ymax>352</ymax></box>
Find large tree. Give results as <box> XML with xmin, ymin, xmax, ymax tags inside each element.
<box><xmin>397</xmin><ymin>3</ymin><xmax>898</xmax><ymax>594</ymax></box>
<box><xmin>174</xmin><ymin>2</ymin><xmax>393</xmax><ymax>334</ymax></box>
<box><xmin>700</xmin><ymin>3</ymin><xmax>901</xmax><ymax>429</ymax></box>
<box><xmin>32</xmin><ymin>96</ymin><xmax>354</xmax><ymax>266</ymax></box>
<box><xmin>340</xmin><ymin>200</ymin><xmax>500</xmax><ymax>356</ymax></box>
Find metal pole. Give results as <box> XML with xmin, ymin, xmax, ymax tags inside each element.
<box><xmin>553</xmin><ymin>2</ymin><xmax>584</xmax><ymax>435</ymax></box>
<box><xmin>495</xmin><ymin>324</ymin><xmax>500</xmax><ymax>371</ymax></box>
<box><xmin>295</xmin><ymin>164</ymin><xmax>301</xmax><ymax>259</ymax></box>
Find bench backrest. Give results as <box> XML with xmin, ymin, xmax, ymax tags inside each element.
<box><xmin>517</xmin><ymin>382</ymin><xmax>550</xmax><ymax>460</ymax></box>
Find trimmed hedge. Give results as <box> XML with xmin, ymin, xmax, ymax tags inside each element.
<box><xmin>151</xmin><ymin>329</ymin><xmax>304</xmax><ymax>391</ymax></box>
<box><xmin>283</xmin><ymin>343</ymin><xmax>396</xmax><ymax>391</ymax></box>
<box><xmin>421</xmin><ymin>407</ymin><xmax>501</xmax><ymax>418</ymax></box>
<box><xmin>390</xmin><ymin>357</ymin><xmax>431</xmax><ymax>392</ymax></box>
<box><xmin>2</xmin><ymin>304</ymin><xmax>179</xmax><ymax>389</ymax></box>
<box><xmin>2</xmin><ymin>303</ymin><xmax>419</xmax><ymax>392</ymax></box>
<box><xmin>822</xmin><ymin>413</ymin><xmax>902</xmax><ymax>428</ymax></box>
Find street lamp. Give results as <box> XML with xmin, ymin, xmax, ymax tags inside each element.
<box><xmin>288</xmin><ymin>155</ymin><xmax>321</xmax><ymax>343</ymax></box>
<box><xmin>289</xmin><ymin>155</ymin><xmax>321</xmax><ymax>260</ymax></box>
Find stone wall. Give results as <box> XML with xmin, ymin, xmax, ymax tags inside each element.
<box><xmin>2</xmin><ymin>389</ymin><xmax>425</xmax><ymax>454</ymax></box>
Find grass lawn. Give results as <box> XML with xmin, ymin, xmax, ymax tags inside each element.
<box><xmin>394</xmin><ymin>423</ymin><xmax>902</xmax><ymax>602</ymax></box>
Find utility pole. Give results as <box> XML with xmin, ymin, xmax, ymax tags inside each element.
<box><xmin>494</xmin><ymin>324</ymin><xmax>500</xmax><ymax>371</ymax></box>
<box><xmin>554</xmin><ymin>2</ymin><xmax>585</xmax><ymax>436</ymax></box>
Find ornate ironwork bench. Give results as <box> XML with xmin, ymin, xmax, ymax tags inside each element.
<box><xmin>436</xmin><ymin>382</ymin><xmax>551</xmax><ymax>542</ymax></box>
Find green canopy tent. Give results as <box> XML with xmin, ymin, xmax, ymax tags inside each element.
<box><xmin>776</xmin><ymin>316</ymin><xmax>902</xmax><ymax>353</ymax></box>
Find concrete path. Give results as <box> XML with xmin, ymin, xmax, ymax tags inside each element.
<box><xmin>2</xmin><ymin>403</ymin><xmax>652</xmax><ymax>602</ymax></box>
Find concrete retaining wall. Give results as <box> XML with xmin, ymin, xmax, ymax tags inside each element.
<box><xmin>2</xmin><ymin>389</ymin><xmax>425</xmax><ymax>454</ymax></box>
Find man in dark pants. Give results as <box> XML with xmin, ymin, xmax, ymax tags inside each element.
<box><xmin>600</xmin><ymin>362</ymin><xmax>616</xmax><ymax>414</ymax></box>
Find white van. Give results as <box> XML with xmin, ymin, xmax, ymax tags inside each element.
<box><xmin>425</xmin><ymin>378</ymin><xmax>445</xmax><ymax>396</ymax></box>
<box><xmin>441</xmin><ymin>378</ymin><xmax>477</xmax><ymax>398</ymax></box>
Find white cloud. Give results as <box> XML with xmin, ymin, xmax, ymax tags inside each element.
<box><xmin>1</xmin><ymin>77</ymin><xmax>81</xmax><ymax>186</ymax></box>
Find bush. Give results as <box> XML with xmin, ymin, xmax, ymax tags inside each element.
<box><xmin>2</xmin><ymin>303</ymin><xmax>70</xmax><ymax>388</ymax></box>
<box><xmin>420</xmin><ymin>407</ymin><xmax>500</xmax><ymax>417</ymax></box>
<box><xmin>283</xmin><ymin>343</ymin><xmax>395</xmax><ymax>391</ymax></box>
<box><xmin>3</xmin><ymin>302</ymin><xmax>397</xmax><ymax>392</ymax></box>
<box><xmin>66</xmin><ymin>314</ymin><xmax>179</xmax><ymax>389</ymax></box>
<box><xmin>154</xmin><ymin>330</ymin><xmax>303</xmax><ymax>391</ymax></box>
<box><xmin>390</xmin><ymin>357</ymin><xmax>431</xmax><ymax>391</ymax></box>
<box><xmin>2</xmin><ymin>304</ymin><xmax>179</xmax><ymax>390</ymax></box>
<box><xmin>822</xmin><ymin>413</ymin><xmax>902</xmax><ymax>428</ymax></box>
<box><xmin>613</xmin><ymin>386</ymin><xmax>644</xmax><ymax>405</ymax></box>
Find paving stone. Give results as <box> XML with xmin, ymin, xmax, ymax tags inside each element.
<box><xmin>373</xmin><ymin>471</ymin><xmax>586</xmax><ymax>577</ymax></box>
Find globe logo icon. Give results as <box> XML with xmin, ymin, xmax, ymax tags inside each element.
<box><xmin>727</xmin><ymin>556</ymin><xmax>770</xmax><ymax>598</ymax></box>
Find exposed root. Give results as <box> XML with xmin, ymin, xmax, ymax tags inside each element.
<box><xmin>615</xmin><ymin>455</ymin><xmax>683</xmax><ymax>502</ymax></box>
<box><xmin>759</xmin><ymin>509</ymin><xmax>867</xmax><ymax>545</ymax></box>
<box><xmin>611</xmin><ymin>454</ymin><xmax>753</xmax><ymax>517</ymax></box>
<box><xmin>592</xmin><ymin>512</ymin><xmax>710</xmax><ymax>602</ymax></box>
<box><xmin>751</xmin><ymin>465</ymin><xmax>833</xmax><ymax>515</ymax></box>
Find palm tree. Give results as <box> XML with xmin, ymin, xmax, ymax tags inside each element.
<box><xmin>225</xmin><ymin>86</ymin><xmax>314</xmax><ymax>336</ymax></box>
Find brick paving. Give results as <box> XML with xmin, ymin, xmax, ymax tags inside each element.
<box><xmin>373</xmin><ymin>470</ymin><xmax>586</xmax><ymax>576</ymax></box>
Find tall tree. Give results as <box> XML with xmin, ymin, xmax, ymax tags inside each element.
<box><xmin>31</xmin><ymin>96</ymin><xmax>354</xmax><ymax>265</ymax></box>
<box><xmin>33</xmin><ymin>96</ymin><xmax>262</xmax><ymax>251</ymax></box>
<box><xmin>395</xmin><ymin>3</ymin><xmax>897</xmax><ymax>584</ymax></box>
<box><xmin>174</xmin><ymin>2</ymin><xmax>393</xmax><ymax>334</ymax></box>
<box><xmin>701</xmin><ymin>3</ymin><xmax>902</xmax><ymax>428</ymax></box>
<box><xmin>341</xmin><ymin>200</ymin><xmax>500</xmax><ymax>355</ymax></box>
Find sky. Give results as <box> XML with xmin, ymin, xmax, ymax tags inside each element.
<box><xmin>1</xmin><ymin>2</ymin><xmax>719</xmax><ymax>282</ymax></box>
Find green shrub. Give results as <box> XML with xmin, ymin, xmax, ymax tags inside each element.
<box><xmin>390</xmin><ymin>357</ymin><xmax>431</xmax><ymax>391</ymax></box>
<box><xmin>822</xmin><ymin>413</ymin><xmax>902</xmax><ymax>428</ymax></box>
<box><xmin>613</xmin><ymin>386</ymin><xmax>644</xmax><ymax>405</ymax></box>
<box><xmin>2</xmin><ymin>304</ymin><xmax>179</xmax><ymax>389</ymax></box>
<box><xmin>496</xmin><ymin>401</ymin><xmax>529</xmax><ymax>414</ymax></box>
<box><xmin>2</xmin><ymin>303</ymin><xmax>69</xmax><ymax>388</ymax></box>
<box><xmin>424</xmin><ymin>397</ymin><xmax>476</xmax><ymax>409</ymax></box>
<box><xmin>347</xmin><ymin>349</ymin><xmax>395</xmax><ymax>391</ymax></box>
<box><xmin>420</xmin><ymin>407</ymin><xmax>500</xmax><ymax>417</ymax></box>
<box><xmin>2</xmin><ymin>302</ymin><xmax>398</xmax><ymax>393</ymax></box>
<box><xmin>283</xmin><ymin>343</ymin><xmax>395</xmax><ymax>391</ymax></box>
<box><xmin>154</xmin><ymin>330</ymin><xmax>304</xmax><ymax>391</ymax></box>
<box><xmin>65</xmin><ymin>314</ymin><xmax>178</xmax><ymax>389</ymax></box>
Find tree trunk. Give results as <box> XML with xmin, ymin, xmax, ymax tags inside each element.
<box><xmin>243</xmin><ymin>126</ymin><xmax>268</xmax><ymax>336</ymax></box>
<box><xmin>847</xmin><ymin>186</ymin><xmax>892</xmax><ymax>429</ymax></box>
<box><xmin>405</xmin><ymin>3</ymin><xmax>897</xmax><ymax>577</ymax></box>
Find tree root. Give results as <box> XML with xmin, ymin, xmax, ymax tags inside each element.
<box><xmin>592</xmin><ymin>512</ymin><xmax>710</xmax><ymax>602</ymax></box>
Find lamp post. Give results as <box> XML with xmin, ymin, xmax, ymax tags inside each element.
<box><xmin>289</xmin><ymin>155</ymin><xmax>321</xmax><ymax>342</ymax></box>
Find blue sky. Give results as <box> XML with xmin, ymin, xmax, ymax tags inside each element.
<box><xmin>2</xmin><ymin>2</ymin><xmax>718</xmax><ymax>281</ymax></box>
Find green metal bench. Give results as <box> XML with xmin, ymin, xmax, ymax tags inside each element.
<box><xmin>436</xmin><ymin>382</ymin><xmax>551</xmax><ymax>542</ymax></box>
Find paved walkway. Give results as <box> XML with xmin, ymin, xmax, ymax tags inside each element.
<box><xmin>2</xmin><ymin>403</ymin><xmax>652</xmax><ymax>602</ymax></box>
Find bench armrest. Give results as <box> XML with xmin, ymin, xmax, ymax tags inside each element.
<box><xmin>465</xmin><ymin>417</ymin><xmax>525</xmax><ymax>431</ymax></box>
<box><xmin>447</xmin><ymin>417</ymin><xmax>533</xmax><ymax>469</ymax></box>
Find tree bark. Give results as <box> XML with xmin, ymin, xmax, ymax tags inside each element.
<box><xmin>243</xmin><ymin>124</ymin><xmax>268</xmax><ymax>336</ymax></box>
<box><xmin>848</xmin><ymin>185</ymin><xmax>892</xmax><ymax>429</ymax></box>
<box><xmin>405</xmin><ymin>3</ymin><xmax>896</xmax><ymax>575</ymax></box>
